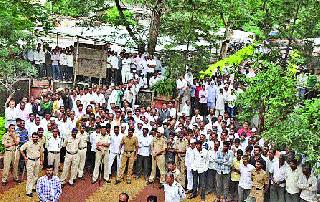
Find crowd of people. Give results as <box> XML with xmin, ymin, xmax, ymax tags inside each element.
<box><xmin>25</xmin><ymin>44</ymin><xmax>163</xmax><ymax>88</ymax></box>
<box><xmin>2</xmin><ymin>49</ymin><xmax>319</xmax><ymax>202</ymax></box>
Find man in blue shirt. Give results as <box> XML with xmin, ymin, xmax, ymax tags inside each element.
<box><xmin>36</xmin><ymin>164</ymin><xmax>62</xmax><ymax>201</ymax></box>
<box><xmin>15</xmin><ymin>118</ymin><xmax>29</xmax><ymax>182</ymax></box>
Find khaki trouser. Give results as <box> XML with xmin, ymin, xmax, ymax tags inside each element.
<box><xmin>249</xmin><ymin>188</ymin><xmax>264</xmax><ymax>202</ymax></box>
<box><xmin>26</xmin><ymin>158</ymin><xmax>40</xmax><ymax>194</ymax></box>
<box><xmin>12</xmin><ymin>149</ymin><xmax>21</xmax><ymax>180</ymax></box>
<box><xmin>117</xmin><ymin>151</ymin><xmax>135</xmax><ymax>181</ymax></box>
<box><xmin>92</xmin><ymin>150</ymin><xmax>109</xmax><ymax>181</ymax></box>
<box><xmin>175</xmin><ymin>155</ymin><xmax>186</xmax><ymax>187</ymax></box>
<box><xmin>2</xmin><ymin>149</ymin><xmax>19</xmax><ymax>182</ymax></box>
<box><xmin>48</xmin><ymin>151</ymin><xmax>60</xmax><ymax>176</ymax></box>
<box><xmin>60</xmin><ymin>152</ymin><xmax>79</xmax><ymax>185</ymax></box>
<box><xmin>149</xmin><ymin>154</ymin><xmax>166</xmax><ymax>184</ymax></box>
<box><xmin>77</xmin><ymin>148</ymin><xmax>87</xmax><ymax>178</ymax></box>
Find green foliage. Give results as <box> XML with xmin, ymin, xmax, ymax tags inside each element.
<box><xmin>101</xmin><ymin>6</ymin><xmax>137</xmax><ymax>27</ymax></box>
<box><xmin>237</xmin><ymin>58</ymin><xmax>297</xmax><ymax>129</ymax></box>
<box><xmin>151</xmin><ymin>79</ymin><xmax>176</xmax><ymax>97</ymax></box>
<box><xmin>0</xmin><ymin>117</ymin><xmax>5</xmax><ymax>153</ymax></box>
<box><xmin>0</xmin><ymin>0</ymin><xmax>48</xmax><ymax>92</ymax></box>
<box><xmin>50</xmin><ymin>0</ymin><xmax>105</xmax><ymax>17</ymax></box>
<box><xmin>263</xmin><ymin>98</ymin><xmax>320</xmax><ymax>170</ymax></box>
<box><xmin>200</xmin><ymin>45</ymin><xmax>256</xmax><ymax>78</ymax></box>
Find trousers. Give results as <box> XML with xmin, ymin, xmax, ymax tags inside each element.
<box><xmin>136</xmin><ymin>155</ymin><xmax>150</xmax><ymax>180</ymax></box>
<box><xmin>216</xmin><ymin>173</ymin><xmax>230</xmax><ymax>198</ymax></box>
<box><xmin>2</xmin><ymin>150</ymin><xmax>18</xmax><ymax>182</ymax></box>
<box><xmin>207</xmin><ymin>169</ymin><xmax>216</xmax><ymax>193</ymax></box>
<box><xmin>118</xmin><ymin>151</ymin><xmax>135</xmax><ymax>180</ymax></box>
<box><xmin>175</xmin><ymin>156</ymin><xmax>186</xmax><ymax>188</ymax></box>
<box><xmin>270</xmin><ymin>185</ymin><xmax>285</xmax><ymax>202</ymax></box>
<box><xmin>26</xmin><ymin>159</ymin><xmax>40</xmax><ymax>194</ymax></box>
<box><xmin>60</xmin><ymin>153</ymin><xmax>79</xmax><ymax>184</ymax></box>
<box><xmin>108</xmin><ymin>152</ymin><xmax>122</xmax><ymax>176</ymax></box>
<box><xmin>186</xmin><ymin>167</ymin><xmax>193</xmax><ymax>191</ymax></box>
<box><xmin>48</xmin><ymin>152</ymin><xmax>60</xmax><ymax>176</ymax></box>
<box><xmin>149</xmin><ymin>154</ymin><xmax>166</xmax><ymax>184</ymax></box>
<box><xmin>238</xmin><ymin>186</ymin><xmax>251</xmax><ymax>201</ymax></box>
<box><xmin>191</xmin><ymin>170</ymin><xmax>206</xmax><ymax>200</ymax></box>
<box><xmin>77</xmin><ymin>149</ymin><xmax>87</xmax><ymax>178</ymax></box>
<box><xmin>92</xmin><ymin>150</ymin><xmax>109</xmax><ymax>181</ymax></box>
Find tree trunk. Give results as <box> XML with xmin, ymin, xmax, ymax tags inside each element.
<box><xmin>219</xmin><ymin>13</ymin><xmax>232</xmax><ymax>59</ymax></box>
<box><xmin>114</xmin><ymin>0</ymin><xmax>145</xmax><ymax>52</ymax></box>
<box><xmin>258</xmin><ymin>102</ymin><xmax>265</xmax><ymax>133</ymax></box>
<box><xmin>147</xmin><ymin>0</ymin><xmax>163</xmax><ymax>55</ymax></box>
<box><xmin>220</xmin><ymin>26</ymin><xmax>232</xmax><ymax>58</ymax></box>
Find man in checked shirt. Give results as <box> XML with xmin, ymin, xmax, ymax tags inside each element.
<box><xmin>36</xmin><ymin>164</ymin><xmax>62</xmax><ymax>202</ymax></box>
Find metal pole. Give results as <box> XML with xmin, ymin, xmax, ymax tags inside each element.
<box><xmin>73</xmin><ymin>37</ymin><xmax>79</xmax><ymax>86</ymax></box>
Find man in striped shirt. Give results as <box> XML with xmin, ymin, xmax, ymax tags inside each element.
<box><xmin>36</xmin><ymin>165</ymin><xmax>62</xmax><ymax>202</ymax></box>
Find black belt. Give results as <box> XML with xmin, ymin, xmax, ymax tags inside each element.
<box><xmin>125</xmin><ymin>151</ymin><xmax>134</xmax><ymax>153</ymax></box>
<box><xmin>67</xmin><ymin>151</ymin><xmax>78</xmax><ymax>155</ymax></box>
<box><xmin>79</xmin><ymin>147</ymin><xmax>87</xmax><ymax>150</ymax></box>
<box><xmin>28</xmin><ymin>157</ymin><xmax>40</xmax><ymax>161</ymax></box>
<box><xmin>6</xmin><ymin>149</ymin><xmax>14</xmax><ymax>152</ymax></box>
<box><xmin>49</xmin><ymin>151</ymin><xmax>60</xmax><ymax>154</ymax></box>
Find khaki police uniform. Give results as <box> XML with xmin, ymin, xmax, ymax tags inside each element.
<box><xmin>92</xmin><ymin>134</ymin><xmax>111</xmax><ymax>182</ymax></box>
<box><xmin>249</xmin><ymin>169</ymin><xmax>269</xmax><ymax>202</ymax></box>
<box><xmin>117</xmin><ymin>136</ymin><xmax>138</xmax><ymax>181</ymax></box>
<box><xmin>77</xmin><ymin>131</ymin><xmax>88</xmax><ymax>178</ymax></box>
<box><xmin>149</xmin><ymin>136</ymin><xmax>167</xmax><ymax>184</ymax></box>
<box><xmin>174</xmin><ymin>138</ymin><xmax>188</xmax><ymax>188</ymax></box>
<box><xmin>60</xmin><ymin>136</ymin><xmax>80</xmax><ymax>185</ymax></box>
<box><xmin>1</xmin><ymin>132</ymin><xmax>19</xmax><ymax>183</ymax></box>
<box><xmin>20</xmin><ymin>140</ymin><xmax>43</xmax><ymax>194</ymax></box>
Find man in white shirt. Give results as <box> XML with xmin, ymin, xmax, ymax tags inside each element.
<box><xmin>5</xmin><ymin>99</ymin><xmax>18</xmax><ymax>128</ymax></box>
<box><xmin>164</xmin><ymin>172</ymin><xmax>186</xmax><ymax>202</ymax></box>
<box><xmin>176</xmin><ymin>76</ymin><xmax>188</xmax><ymax>98</ymax></box>
<box><xmin>188</xmin><ymin>141</ymin><xmax>209</xmax><ymax>202</ymax></box>
<box><xmin>297</xmin><ymin>164</ymin><xmax>318</xmax><ymax>202</ymax></box>
<box><xmin>226</xmin><ymin>89</ymin><xmax>237</xmax><ymax>117</ymax></box>
<box><xmin>51</xmin><ymin>48</ymin><xmax>61</xmax><ymax>80</ymax></box>
<box><xmin>269</xmin><ymin>155</ymin><xmax>286</xmax><ymax>202</ymax></box>
<box><xmin>66</xmin><ymin>49</ymin><xmax>74</xmax><ymax>81</ymax></box>
<box><xmin>207</xmin><ymin>140</ymin><xmax>220</xmax><ymax>194</ymax></box>
<box><xmin>121</xmin><ymin>53</ymin><xmax>132</xmax><ymax>84</ymax></box>
<box><xmin>47</xmin><ymin>128</ymin><xmax>62</xmax><ymax>175</ymax></box>
<box><xmin>215</xmin><ymin>88</ymin><xmax>226</xmax><ymax>117</ymax></box>
<box><xmin>136</xmin><ymin>128</ymin><xmax>152</xmax><ymax>180</ymax></box>
<box><xmin>284</xmin><ymin>159</ymin><xmax>302</xmax><ymax>202</ymax></box>
<box><xmin>238</xmin><ymin>155</ymin><xmax>255</xmax><ymax>202</ymax></box>
<box><xmin>108</xmin><ymin>126</ymin><xmax>124</xmax><ymax>176</ymax></box>
<box><xmin>185</xmin><ymin>138</ymin><xmax>195</xmax><ymax>193</ymax></box>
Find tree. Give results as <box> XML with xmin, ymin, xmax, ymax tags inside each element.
<box><xmin>237</xmin><ymin>50</ymin><xmax>298</xmax><ymax>132</ymax></box>
<box><xmin>263</xmin><ymin>98</ymin><xmax>320</xmax><ymax>170</ymax></box>
<box><xmin>0</xmin><ymin>0</ymin><xmax>50</xmax><ymax>93</ymax></box>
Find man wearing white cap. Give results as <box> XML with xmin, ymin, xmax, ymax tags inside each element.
<box><xmin>148</xmin><ymin>127</ymin><xmax>167</xmax><ymax>186</ymax></box>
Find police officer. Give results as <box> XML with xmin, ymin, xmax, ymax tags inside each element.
<box><xmin>249</xmin><ymin>160</ymin><xmax>269</xmax><ymax>202</ymax></box>
<box><xmin>115</xmin><ymin>128</ymin><xmax>138</xmax><ymax>184</ymax></box>
<box><xmin>148</xmin><ymin>127</ymin><xmax>167</xmax><ymax>186</ymax></box>
<box><xmin>20</xmin><ymin>132</ymin><xmax>43</xmax><ymax>197</ymax></box>
<box><xmin>174</xmin><ymin>131</ymin><xmax>188</xmax><ymax>188</ymax></box>
<box><xmin>60</xmin><ymin>128</ymin><xmax>80</xmax><ymax>186</ymax></box>
<box><xmin>77</xmin><ymin>125</ymin><xmax>88</xmax><ymax>180</ymax></box>
<box><xmin>1</xmin><ymin>124</ymin><xmax>20</xmax><ymax>185</ymax></box>
<box><xmin>92</xmin><ymin>125</ymin><xmax>111</xmax><ymax>183</ymax></box>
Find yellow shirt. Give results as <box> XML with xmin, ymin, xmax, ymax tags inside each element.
<box><xmin>231</xmin><ymin>158</ymin><xmax>242</xmax><ymax>182</ymax></box>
